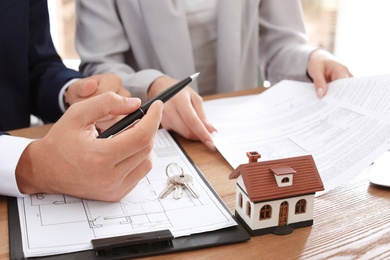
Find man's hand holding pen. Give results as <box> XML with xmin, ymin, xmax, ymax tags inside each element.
<box><xmin>16</xmin><ymin>93</ymin><xmax>163</xmax><ymax>201</ymax></box>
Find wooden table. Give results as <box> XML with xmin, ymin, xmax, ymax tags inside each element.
<box><xmin>1</xmin><ymin>88</ymin><xmax>390</xmax><ymax>259</ymax></box>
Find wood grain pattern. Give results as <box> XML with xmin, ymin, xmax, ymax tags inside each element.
<box><xmin>1</xmin><ymin>87</ymin><xmax>390</xmax><ymax>259</ymax></box>
<box><xmin>0</xmin><ymin>196</ymin><xmax>8</xmax><ymax>260</ymax></box>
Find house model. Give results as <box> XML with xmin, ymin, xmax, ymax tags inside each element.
<box><xmin>229</xmin><ymin>151</ymin><xmax>324</xmax><ymax>236</ymax></box>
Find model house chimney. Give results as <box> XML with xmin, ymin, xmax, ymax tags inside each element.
<box><xmin>246</xmin><ymin>151</ymin><xmax>261</xmax><ymax>163</ymax></box>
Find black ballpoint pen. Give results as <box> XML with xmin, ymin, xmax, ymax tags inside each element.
<box><xmin>97</xmin><ymin>72</ymin><xmax>200</xmax><ymax>138</ymax></box>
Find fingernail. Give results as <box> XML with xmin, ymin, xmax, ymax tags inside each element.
<box><xmin>205</xmin><ymin>141</ymin><xmax>216</xmax><ymax>151</ymax></box>
<box><xmin>127</xmin><ymin>97</ymin><xmax>141</xmax><ymax>106</ymax></box>
<box><xmin>316</xmin><ymin>88</ymin><xmax>324</xmax><ymax>98</ymax></box>
<box><xmin>210</xmin><ymin>124</ymin><xmax>217</xmax><ymax>133</ymax></box>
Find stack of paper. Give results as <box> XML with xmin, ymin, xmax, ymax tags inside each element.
<box><xmin>204</xmin><ymin>75</ymin><xmax>390</xmax><ymax>195</ymax></box>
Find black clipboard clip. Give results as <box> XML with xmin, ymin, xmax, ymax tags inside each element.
<box><xmin>92</xmin><ymin>229</ymin><xmax>174</xmax><ymax>259</ymax></box>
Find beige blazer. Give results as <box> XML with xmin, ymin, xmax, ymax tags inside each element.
<box><xmin>76</xmin><ymin>0</ymin><xmax>315</xmax><ymax>102</ymax></box>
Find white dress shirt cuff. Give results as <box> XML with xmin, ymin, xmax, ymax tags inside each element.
<box><xmin>0</xmin><ymin>135</ymin><xmax>34</xmax><ymax>197</ymax></box>
<box><xmin>59</xmin><ymin>78</ymin><xmax>80</xmax><ymax>112</ymax></box>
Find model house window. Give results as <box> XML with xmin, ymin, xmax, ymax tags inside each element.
<box><xmin>246</xmin><ymin>201</ymin><xmax>251</xmax><ymax>217</ymax></box>
<box><xmin>259</xmin><ymin>205</ymin><xmax>272</xmax><ymax>220</ymax></box>
<box><xmin>238</xmin><ymin>193</ymin><xmax>243</xmax><ymax>208</ymax></box>
<box><xmin>281</xmin><ymin>177</ymin><xmax>290</xmax><ymax>183</ymax></box>
<box><xmin>295</xmin><ymin>199</ymin><xmax>307</xmax><ymax>214</ymax></box>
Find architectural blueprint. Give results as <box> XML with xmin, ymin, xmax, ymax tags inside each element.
<box><xmin>17</xmin><ymin>129</ymin><xmax>236</xmax><ymax>257</ymax></box>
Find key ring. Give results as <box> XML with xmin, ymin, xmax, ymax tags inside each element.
<box><xmin>165</xmin><ymin>163</ymin><xmax>184</xmax><ymax>178</ymax></box>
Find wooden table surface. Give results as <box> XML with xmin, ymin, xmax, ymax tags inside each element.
<box><xmin>1</xmin><ymin>88</ymin><xmax>390</xmax><ymax>259</ymax></box>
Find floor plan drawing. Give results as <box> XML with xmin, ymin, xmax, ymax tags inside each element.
<box><xmin>18</xmin><ymin>129</ymin><xmax>236</xmax><ymax>257</ymax></box>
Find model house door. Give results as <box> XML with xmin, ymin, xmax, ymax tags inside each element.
<box><xmin>278</xmin><ymin>201</ymin><xmax>288</xmax><ymax>226</ymax></box>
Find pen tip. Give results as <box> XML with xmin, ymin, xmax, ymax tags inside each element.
<box><xmin>190</xmin><ymin>72</ymin><xmax>200</xmax><ymax>81</ymax></box>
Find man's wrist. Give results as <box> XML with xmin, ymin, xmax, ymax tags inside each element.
<box><xmin>15</xmin><ymin>140</ymin><xmax>47</xmax><ymax>195</ymax></box>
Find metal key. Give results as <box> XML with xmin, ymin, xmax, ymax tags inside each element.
<box><xmin>158</xmin><ymin>177</ymin><xmax>176</xmax><ymax>198</ymax></box>
<box><xmin>173</xmin><ymin>174</ymin><xmax>200</xmax><ymax>199</ymax></box>
<box><xmin>160</xmin><ymin>163</ymin><xmax>199</xmax><ymax>199</ymax></box>
<box><xmin>160</xmin><ymin>162</ymin><xmax>183</xmax><ymax>199</ymax></box>
<box><xmin>174</xmin><ymin>183</ymin><xmax>183</xmax><ymax>199</ymax></box>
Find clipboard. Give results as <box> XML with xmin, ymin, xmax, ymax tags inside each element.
<box><xmin>8</xmin><ymin>133</ymin><xmax>251</xmax><ymax>259</ymax></box>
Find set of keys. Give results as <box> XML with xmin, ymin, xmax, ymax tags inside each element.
<box><xmin>159</xmin><ymin>163</ymin><xmax>200</xmax><ymax>199</ymax></box>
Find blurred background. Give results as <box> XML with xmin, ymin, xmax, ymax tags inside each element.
<box><xmin>49</xmin><ymin>0</ymin><xmax>390</xmax><ymax>79</ymax></box>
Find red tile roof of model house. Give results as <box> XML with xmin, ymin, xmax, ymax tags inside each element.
<box><xmin>229</xmin><ymin>154</ymin><xmax>324</xmax><ymax>202</ymax></box>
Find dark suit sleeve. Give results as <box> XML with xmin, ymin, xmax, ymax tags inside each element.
<box><xmin>29</xmin><ymin>0</ymin><xmax>84</xmax><ymax>123</ymax></box>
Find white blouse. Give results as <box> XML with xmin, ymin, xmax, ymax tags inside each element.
<box><xmin>184</xmin><ymin>0</ymin><xmax>218</xmax><ymax>95</ymax></box>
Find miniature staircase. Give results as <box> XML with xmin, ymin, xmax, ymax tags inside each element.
<box><xmin>273</xmin><ymin>225</ymin><xmax>293</xmax><ymax>235</ymax></box>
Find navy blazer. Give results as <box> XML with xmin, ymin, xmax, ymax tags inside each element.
<box><xmin>0</xmin><ymin>0</ymin><xmax>83</xmax><ymax>131</ymax></box>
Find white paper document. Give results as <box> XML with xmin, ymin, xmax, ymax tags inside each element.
<box><xmin>18</xmin><ymin>129</ymin><xmax>236</xmax><ymax>257</ymax></box>
<box><xmin>204</xmin><ymin>75</ymin><xmax>390</xmax><ymax>195</ymax></box>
